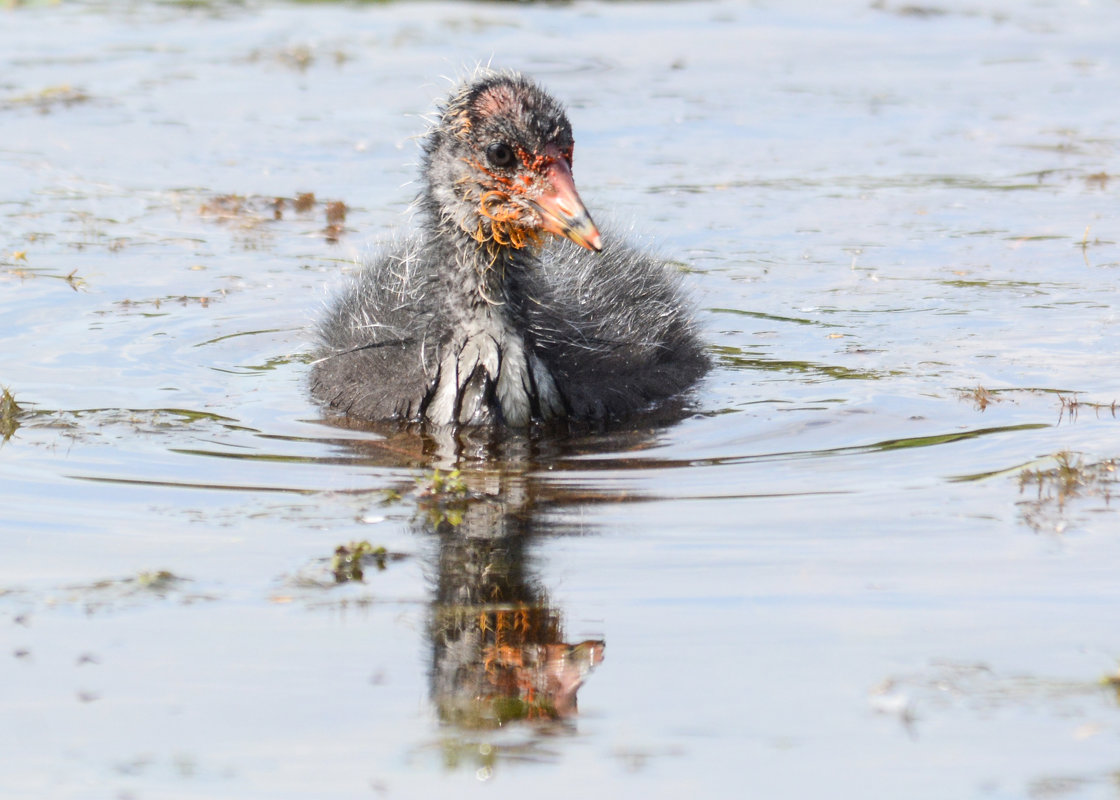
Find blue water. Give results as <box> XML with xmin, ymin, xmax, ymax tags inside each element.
<box><xmin>2</xmin><ymin>1</ymin><xmax>1120</xmax><ymax>797</ymax></box>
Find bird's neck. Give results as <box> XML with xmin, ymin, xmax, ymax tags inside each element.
<box><xmin>426</xmin><ymin>210</ymin><xmax>538</xmax><ymax>309</ymax></box>
<box><xmin>420</xmin><ymin>207</ymin><xmax>564</xmax><ymax>426</ymax></box>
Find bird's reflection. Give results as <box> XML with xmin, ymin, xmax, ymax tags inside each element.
<box><xmin>329</xmin><ymin>421</ymin><xmax>642</xmax><ymax>733</ymax></box>
<box><xmin>410</xmin><ymin>427</ymin><xmax>607</xmax><ymax>730</ymax></box>
<box><xmin>425</xmin><ymin>473</ymin><xmax>604</xmax><ymax>728</ymax></box>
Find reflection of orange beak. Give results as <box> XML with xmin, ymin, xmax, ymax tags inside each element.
<box><xmin>531</xmin><ymin>159</ymin><xmax>602</xmax><ymax>252</ymax></box>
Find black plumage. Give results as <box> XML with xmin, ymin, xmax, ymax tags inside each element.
<box><xmin>311</xmin><ymin>70</ymin><xmax>707</xmax><ymax>427</ymax></box>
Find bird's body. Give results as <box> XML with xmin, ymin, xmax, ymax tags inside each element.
<box><xmin>311</xmin><ymin>71</ymin><xmax>706</xmax><ymax>427</ymax></box>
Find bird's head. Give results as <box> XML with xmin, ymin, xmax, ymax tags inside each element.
<box><xmin>423</xmin><ymin>72</ymin><xmax>602</xmax><ymax>254</ymax></box>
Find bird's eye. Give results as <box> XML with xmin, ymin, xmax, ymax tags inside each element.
<box><xmin>485</xmin><ymin>142</ymin><xmax>516</xmax><ymax>169</ymax></box>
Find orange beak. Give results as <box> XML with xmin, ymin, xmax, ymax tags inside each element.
<box><xmin>531</xmin><ymin>158</ymin><xmax>602</xmax><ymax>252</ymax></box>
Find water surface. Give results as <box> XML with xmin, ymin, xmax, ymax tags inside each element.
<box><xmin>2</xmin><ymin>1</ymin><xmax>1120</xmax><ymax>797</ymax></box>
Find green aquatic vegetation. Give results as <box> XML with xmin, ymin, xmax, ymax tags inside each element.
<box><xmin>79</xmin><ymin>570</ymin><xmax>184</xmax><ymax>595</ymax></box>
<box><xmin>1</xmin><ymin>84</ymin><xmax>89</xmax><ymax>112</ymax></box>
<box><xmin>135</xmin><ymin>570</ymin><xmax>179</xmax><ymax>590</ymax></box>
<box><xmin>330</xmin><ymin>540</ymin><xmax>389</xmax><ymax>583</ymax></box>
<box><xmin>210</xmin><ymin>353</ymin><xmax>314</xmax><ymax>375</ymax></box>
<box><xmin>50</xmin><ymin>570</ymin><xmax>207</xmax><ymax>613</ymax></box>
<box><xmin>6</xmin><ymin>404</ymin><xmax>252</xmax><ymax>452</ymax></box>
<box><xmin>420</xmin><ymin>468</ymin><xmax>468</xmax><ymax>497</ymax></box>
<box><xmin>938</xmin><ymin>278</ymin><xmax>1054</xmax><ymax>292</ymax></box>
<box><xmin>280</xmin><ymin>539</ymin><xmax>408</xmax><ymax>592</ymax></box>
<box><xmin>709</xmin><ymin>307</ymin><xmax>844</xmax><ymax>328</ymax></box>
<box><xmin>195</xmin><ymin>328</ymin><xmax>299</xmax><ymax>347</ymax></box>
<box><xmin>709</xmin><ymin>344</ymin><xmax>895</xmax><ymax>381</ymax></box>
<box><xmin>1018</xmin><ymin>452</ymin><xmax>1118</xmax><ymax>533</ymax></box>
<box><xmin>425</xmin><ymin>504</ymin><xmax>466</xmax><ymax>529</ymax></box>
<box><xmin>875</xmin><ymin>423</ymin><xmax>1049</xmax><ymax>454</ymax></box>
<box><xmin>417</xmin><ymin>469</ymin><xmax>470</xmax><ymax>528</ymax></box>
<box><xmin>490</xmin><ymin>695</ymin><xmax>558</xmax><ymax>724</ymax></box>
<box><xmin>1</xmin><ymin>387</ymin><xmax>23</xmax><ymax>441</ymax></box>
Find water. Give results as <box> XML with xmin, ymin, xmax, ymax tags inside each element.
<box><xmin>2</xmin><ymin>1</ymin><xmax>1120</xmax><ymax>797</ymax></box>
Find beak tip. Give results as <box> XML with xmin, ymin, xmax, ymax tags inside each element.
<box><xmin>531</xmin><ymin>158</ymin><xmax>604</xmax><ymax>253</ymax></box>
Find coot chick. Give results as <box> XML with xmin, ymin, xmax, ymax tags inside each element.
<box><xmin>311</xmin><ymin>70</ymin><xmax>707</xmax><ymax>427</ymax></box>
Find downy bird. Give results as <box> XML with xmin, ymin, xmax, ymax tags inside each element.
<box><xmin>311</xmin><ymin>70</ymin><xmax>706</xmax><ymax>427</ymax></box>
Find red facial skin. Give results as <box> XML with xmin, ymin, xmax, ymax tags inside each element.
<box><xmin>471</xmin><ymin>143</ymin><xmax>602</xmax><ymax>253</ymax></box>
